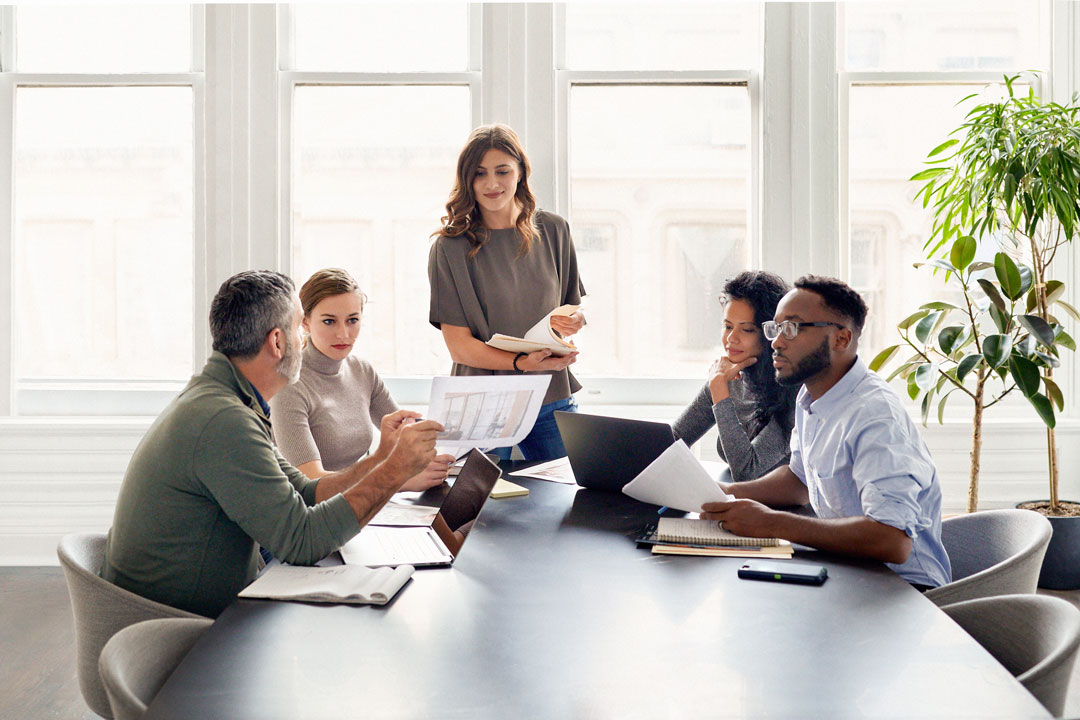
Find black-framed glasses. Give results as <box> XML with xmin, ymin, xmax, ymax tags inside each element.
<box><xmin>762</xmin><ymin>320</ymin><xmax>846</xmax><ymax>341</ymax></box>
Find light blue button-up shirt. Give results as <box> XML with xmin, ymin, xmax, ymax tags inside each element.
<box><xmin>789</xmin><ymin>357</ymin><xmax>952</xmax><ymax>587</ymax></box>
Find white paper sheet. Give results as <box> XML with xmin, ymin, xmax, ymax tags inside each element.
<box><xmin>368</xmin><ymin>501</ymin><xmax>439</xmax><ymax>527</ymax></box>
<box><xmin>427</xmin><ymin>375</ymin><xmax>552</xmax><ymax>448</ymax></box>
<box><xmin>508</xmin><ymin>456</ymin><xmax>576</xmax><ymax>484</ymax></box>
<box><xmin>622</xmin><ymin>440</ymin><xmax>734</xmax><ymax>513</ymax></box>
<box><xmin>486</xmin><ymin>304</ymin><xmax>581</xmax><ymax>357</ymax></box>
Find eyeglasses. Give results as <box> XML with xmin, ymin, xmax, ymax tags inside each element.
<box><xmin>762</xmin><ymin>320</ymin><xmax>846</xmax><ymax>341</ymax></box>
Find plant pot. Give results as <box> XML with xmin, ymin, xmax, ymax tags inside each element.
<box><xmin>1017</xmin><ymin>500</ymin><xmax>1080</xmax><ymax>590</ymax></box>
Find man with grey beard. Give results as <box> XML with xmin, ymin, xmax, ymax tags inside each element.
<box><xmin>102</xmin><ymin>270</ymin><xmax>442</xmax><ymax>617</ymax></box>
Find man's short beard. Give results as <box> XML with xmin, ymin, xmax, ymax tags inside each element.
<box><xmin>776</xmin><ymin>336</ymin><xmax>830</xmax><ymax>387</ymax></box>
<box><xmin>278</xmin><ymin>331</ymin><xmax>302</xmax><ymax>384</ymax></box>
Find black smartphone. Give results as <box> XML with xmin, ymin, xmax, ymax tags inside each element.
<box><xmin>738</xmin><ymin>560</ymin><xmax>828</xmax><ymax>586</ymax></box>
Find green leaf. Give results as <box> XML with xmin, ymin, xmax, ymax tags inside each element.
<box><xmin>937</xmin><ymin>325</ymin><xmax>967</xmax><ymax>355</ymax></box>
<box><xmin>1045</xmin><ymin>280</ymin><xmax>1066</xmax><ymax>306</ymax></box>
<box><xmin>994</xmin><ymin>253</ymin><xmax>1023</xmax><ymax>300</ymax></box>
<box><xmin>920</xmin><ymin>388</ymin><xmax>935</xmax><ymax>426</ymax></box>
<box><xmin>1009</xmin><ymin>356</ymin><xmax>1041</xmax><ymax>398</ymax></box>
<box><xmin>929</xmin><ymin>259</ymin><xmax>959</xmax><ymax>275</ymax></box>
<box><xmin>1035</xmin><ymin>351</ymin><xmax>1062</xmax><ymax>369</ymax></box>
<box><xmin>1057</xmin><ymin>299</ymin><xmax>1080</xmax><ymax>323</ymax></box>
<box><xmin>919</xmin><ymin>301</ymin><xmax>962</xmax><ymax>312</ymax></box>
<box><xmin>967</xmin><ymin>261</ymin><xmax>995</xmax><ymax>273</ymax></box>
<box><xmin>1025</xmin><ymin>286</ymin><xmax>1038</xmax><ymax>313</ymax></box>
<box><xmin>1028</xmin><ymin>392</ymin><xmax>1056</xmax><ymax>429</ymax></box>
<box><xmin>1017</xmin><ymin>264</ymin><xmax>1033</xmax><ymax>296</ymax></box>
<box><xmin>868</xmin><ymin>344</ymin><xmax>901</xmax><ymax>372</ymax></box>
<box><xmin>988</xmin><ymin>303</ymin><xmax>1010</xmax><ymax>333</ymax></box>
<box><xmin>1018</xmin><ymin>314</ymin><xmax>1056</xmax><ymax>347</ymax></box>
<box><xmin>983</xmin><ymin>334</ymin><xmax>1012</xmax><ymax>369</ymax></box>
<box><xmin>1044</xmin><ymin>376</ymin><xmax>1065</xmax><ymax>412</ymax></box>
<box><xmin>956</xmin><ymin>353</ymin><xmax>982</xmax><ymax>382</ymax></box>
<box><xmin>910</xmin><ymin>167</ymin><xmax>948</xmax><ymax>182</ymax></box>
<box><xmin>937</xmin><ymin>390</ymin><xmax>956</xmax><ymax>425</ymax></box>
<box><xmin>914</xmin><ymin>363</ymin><xmax>937</xmax><ymax>392</ymax></box>
<box><xmin>1003</xmin><ymin>173</ymin><xmax>1017</xmax><ymax>210</ymax></box>
<box><xmin>949</xmin><ymin>235</ymin><xmax>977</xmax><ymax>272</ymax></box>
<box><xmin>886</xmin><ymin>361</ymin><xmax>916</xmax><ymax>383</ymax></box>
<box><xmin>927</xmin><ymin>138</ymin><xmax>959</xmax><ymax>158</ymax></box>
<box><xmin>977</xmin><ymin>278</ymin><xmax>1008</xmax><ymax>313</ymax></box>
<box><xmin>907</xmin><ymin>373</ymin><xmax>920</xmax><ymax>401</ymax></box>
<box><xmin>915</xmin><ymin>311</ymin><xmax>943</xmax><ymax>345</ymax></box>
<box><xmin>1055</xmin><ymin>330</ymin><xmax>1076</xmax><ymax>352</ymax></box>
<box><xmin>897</xmin><ymin>309</ymin><xmax>930</xmax><ymax>330</ymax></box>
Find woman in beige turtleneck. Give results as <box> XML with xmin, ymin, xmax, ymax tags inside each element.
<box><xmin>270</xmin><ymin>268</ymin><xmax>454</xmax><ymax>489</ymax></box>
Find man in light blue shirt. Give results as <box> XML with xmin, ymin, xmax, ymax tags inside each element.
<box><xmin>703</xmin><ymin>275</ymin><xmax>951</xmax><ymax>589</ymax></box>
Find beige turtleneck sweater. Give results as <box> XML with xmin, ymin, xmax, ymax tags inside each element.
<box><xmin>269</xmin><ymin>343</ymin><xmax>398</xmax><ymax>472</ymax></box>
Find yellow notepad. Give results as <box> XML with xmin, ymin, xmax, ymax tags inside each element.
<box><xmin>490</xmin><ymin>478</ymin><xmax>529</xmax><ymax>498</ymax></box>
<box><xmin>657</xmin><ymin>517</ymin><xmax>784</xmax><ymax>547</ymax></box>
<box><xmin>652</xmin><ymin>544</ymin><xmax>794</xmax><ymax>559</ymax></box>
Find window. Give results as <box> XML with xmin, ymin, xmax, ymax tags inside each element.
<box><xmin>562</xmin><ymin>3</ymin><xmax>760</xmax><ymax>379</ymax></box>
<box><xmin>284</xmin><ymin>4</ymin><xmax>475</xmax><ymax>379</ymax></box>
<box><xmin>7</xmin><ymin>6</ymin><xmax>197</xmax><ymax>413</ymax></box>
<box><xmin>0</xmin><ymin>3</ymin><xmax>1072</xmax><ymax>420</ymax></box>
<box><xmin>840</xmin><ymin>0</ymin><xmax>1051</xmax><ymax>363</ymax></box>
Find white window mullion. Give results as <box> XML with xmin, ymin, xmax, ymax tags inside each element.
<box><xmin>760</xmin><ymin>2</ymin><xmax>793</xmax><ymax>280</ymax></box>
<box><xmin>0</xmin><ymin>72</ymin><xmax>12</xmax><ymax>416</ymax></box>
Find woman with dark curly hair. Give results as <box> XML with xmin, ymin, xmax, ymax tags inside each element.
<box><xmin>672</xmin><ymin>270</ymin><xmax>797</xmax><ymax>482</ymax></box>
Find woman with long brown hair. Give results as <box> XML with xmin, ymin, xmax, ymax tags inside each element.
<box><xmin>271</xmin><ymin>267</ymin><xmax>455</xmax><ymax>489</ymax></box>
<box><xmin>428</xmin><ymin>124</ymin><xmax>586</xmax><ymax>462</ymax></box>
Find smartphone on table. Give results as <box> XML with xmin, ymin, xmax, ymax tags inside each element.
<box><xmin>738</xmin><ymin>560</ymin><xmax>828</xmax><ymax>586</ymax></box>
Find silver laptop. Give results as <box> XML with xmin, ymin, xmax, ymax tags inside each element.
<box><xmin>339</xmin><ymin>449</ymin><xmax>502</xmax><ymax>568</ymax></box>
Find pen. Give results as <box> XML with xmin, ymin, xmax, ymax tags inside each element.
<box><xmin>657</xmin><ymin>506</ymin><xmax>668</xmax><ymax>515</ymax></box>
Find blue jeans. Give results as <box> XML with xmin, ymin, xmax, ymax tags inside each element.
<box><xmin>492</xmin><ymin>395</ymin><xmax>578</xmax><ymax>463</ymax></box>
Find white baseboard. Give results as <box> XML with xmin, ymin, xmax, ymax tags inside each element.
<box><xmin>2</xmin><ymin>412</ymin><xmax>1077</xmax><ymax>566</ymax></box>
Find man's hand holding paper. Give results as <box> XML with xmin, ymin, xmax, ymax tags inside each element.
<box><xmin>622</xmin><ymin>440</ymin><xmax>733</xmax><ymax>513</ymax></box>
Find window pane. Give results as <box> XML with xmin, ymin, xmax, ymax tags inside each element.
<box><xmin>840</xmin><ymin>0</ymin><xmax>1049</xmax><ymax>72</ymax></box>
<box><xmin>290</xmin><ymin>3</ymin><xmax>468</xmax><ymax>72</ymax></box>
<box><xmin>848</xmin><ymin>84</ymin><xmax>989</xmax><ymax>364</ymax></box>
<box><xmin>570</xmin><ymin>85</ymin><xmax>750</xmax><ymax>377</ymax></box>
<box><xmin>565</xmin><ymin>3</ymin><xmax>760</xmax><ymax>70</ymax></box>
<box><xmin>16</xmin><ymin>5</ymin><xmax>192</xmax><ymax>73</ymax></box>
<box><xmin>14</xmin><ymin>87</ymin><xmax>193</xmax><ymax>381</ymax></box>
<box><xmin>291</xmin><ymin>85</ymin><xmax>470</xmax><ymax>376</ymax></box>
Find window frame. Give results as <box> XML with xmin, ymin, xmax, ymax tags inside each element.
<box><xmin>836</xmin><ymin>2</ymin><xmax>1069</xmax><ymax>416</ymax></box>
<box><xmin>0</xmin><ymin>5</ymin><xmax>206</xmax><ymax>416</ymax></box>
<box><xmin>0</xmin><ymin>2</ymin><xmax>1074</xmax><ymax>417</ymax></box>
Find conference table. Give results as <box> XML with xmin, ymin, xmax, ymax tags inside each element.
<box><xmin>145</xmin><ymin>464</ymin><xmax>1050</xmax><ymax>719</ymax></box>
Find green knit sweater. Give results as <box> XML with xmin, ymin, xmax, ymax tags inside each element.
<box><xmin>101</xmin><ymin>352</ymin><xmax>360</xmax><ymax>617</ymax></box>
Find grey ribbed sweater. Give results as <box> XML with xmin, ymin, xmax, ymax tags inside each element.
<box><xmin>672</xmin><ymin>380</ymin><xmax>793</xmax><ymax>483</ymax></box>
<box><xmin>270</xmin><ymin>343</ymin><xmax>398</xmax><ymax>472</ymax></box>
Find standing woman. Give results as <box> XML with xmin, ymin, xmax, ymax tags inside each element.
<box><xmin>271</xmin><ymin>268</ymin><xmax>455</xmax><ymax>490</ymax></box>
<box><xmin>672</xmin><ymin>270</ymin><xmax>798</xmax><ymax>482</ymax></box>
<box><xmin>429</xmin><ymin>124</ymin><xmax>586</xmax><ymax>462</ymax></box>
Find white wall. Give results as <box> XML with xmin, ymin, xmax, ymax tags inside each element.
<box><xmin>4</xmin><ymin>407</ymin><xmax>1079</xmax><ymax>566</ymax></box>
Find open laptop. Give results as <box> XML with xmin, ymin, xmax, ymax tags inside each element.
<box><xmin>339</xmin><ymin>449</ymin><xmax>502</xmax><ymax>568</ymax></box>
<box><xmin>554</xmin><ymin>411</ymin><xmax>676</xmax><ymax>492</ymax></box>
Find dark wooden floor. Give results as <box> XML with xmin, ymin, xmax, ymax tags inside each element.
<box><xmin>0</xmin><ymin>567</ymin><xmax>100</xmax><ymax>720</ymax></box>
<box><xmin>3</xmin><ymin>566</ymin><xmax>1080</xmax><ymax>719</ymax></box>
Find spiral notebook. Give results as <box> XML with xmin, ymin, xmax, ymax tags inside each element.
<box><xmin>654</xmin><ymin>518</ymin><xmax>785</xmax><ymax>548</ymax></box>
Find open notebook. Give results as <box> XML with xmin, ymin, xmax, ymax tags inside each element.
<box><xmin>339</xmin><ymin>449</ymin><xmax>502</xmax><ymax>568</ymax></box>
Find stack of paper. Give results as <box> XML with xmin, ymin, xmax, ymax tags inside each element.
<box><xmin>238</xmin><ymin>564</ymin><xmax>413</xmax><ymax>605</ymax></box>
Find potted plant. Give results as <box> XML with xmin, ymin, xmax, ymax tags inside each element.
<box><xmin>872</xmin><ymin>74</ymin><xmax>1080</xmax><ymax>588</ymax></box>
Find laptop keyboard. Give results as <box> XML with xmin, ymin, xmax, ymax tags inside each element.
<box><xmin>341</xmin><ymin>526</ymin><xmax>450</xmax><ymax>567</ymax></box>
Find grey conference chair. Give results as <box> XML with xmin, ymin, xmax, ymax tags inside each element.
<box><xmin>57</xmin><ymin>533</ymin><xmax>204</xmax><ymax>718</ymax></box>
<box><xmin>942</xmin><ymin>594</ymin><xmax>1080</xmax><ymax>717</ymax></box>
<box><xmin>925</xmin><ymin>509</ymin><xmax>1052</xmax><ymax>607</ymax></box>
<box><xmin>99</xmin><ymin>617</ymin><xmax>213</xmax><ymax>720</ymax></box>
